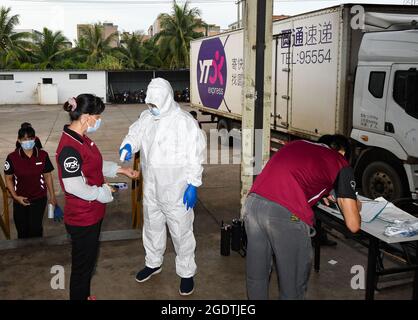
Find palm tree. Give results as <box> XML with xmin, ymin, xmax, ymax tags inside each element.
<box><xmin>141</xmin><ymin>37</ymin><xmax>164</xmax><ymax>69</ymax></box>
<box><xmin>76</xmin><ymin>23</ymin><xmax>118</xmax><ymax>66</ymax></box>
<box><xmin>0</xmin><ymin>6</ymin><xmax>31</xmax><ymax>68</ymax></box>
<box><xmin>31</xmin><ymin>28</ymin><xmax>69</xmax><ymax>69</ymax></box>
<box><xmin>116</xmin><ymin>31</ymin><xmax>145</xmax><ymax>69</ymax></box>
<box><xmin>157</xmin><ymin>1</ymin><xmax>204</xmax><ymax>69</ymax></box>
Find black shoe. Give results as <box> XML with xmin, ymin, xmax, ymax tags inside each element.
<box><xmin>135</xmin><ymin>266</ymin><xmax>162</xmax><ymax>283</ymax></box>
<box><xmin>179</xmin><ymin>277</ymin><xmax>194</xmax><ymax>296</ymax></box>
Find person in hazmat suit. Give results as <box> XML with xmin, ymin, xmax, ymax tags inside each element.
<box><xmin>119</xmin><ymin>78</ymin><xmax>206</xmax><ymax>296</ymax></box>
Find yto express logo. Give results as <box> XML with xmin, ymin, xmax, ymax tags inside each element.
<box><xmin>197</xmin><ymin>37</ymin><xmax>227</xmax><ymax>109</ymax></box>
<box><xmin>64</xmin><ymin>157</ymin><xmax>80</xmax><ymax>173</ymax></box>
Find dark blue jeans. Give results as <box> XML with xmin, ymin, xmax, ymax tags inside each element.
<box><xmin>244</xmin><ymin>193</ymin><xmax>313</xmax><ymax>300</ymax></box>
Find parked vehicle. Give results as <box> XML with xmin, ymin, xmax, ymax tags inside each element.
<box><xmin>139</xmin><ymin>89</ymin><xmax>146</xmax><ymax>104</ymax></box>
<box><xmin>174</xmin><ymin>90</ymin><xmax>182</xmax><ymax>102</ymax></box>
<box><xmin>122</xmin><ymin>90</ymin><xmax>130</xmax><ymax>104</ymax></box>
<box><xmin>190</xmin><ymin>4</ymin><xmax>418</xmax><ymax>201</ymax></box>
<box><xmin>182</xmin><ymin>87</ymin><xmax>190</xmax><ymax>103</ymax></box>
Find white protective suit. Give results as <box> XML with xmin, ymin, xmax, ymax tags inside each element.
<box><xmin>120</xmin><ymin>78</ymin><xmax>206</xmax><ymax>278</ymax></box>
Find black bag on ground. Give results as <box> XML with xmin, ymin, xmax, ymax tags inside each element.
<box><xmin>220</xmin><ymin>223</ymin><xmax>232</xmax><ymax>256</ymax></box>
<box><xmin>231</xmin><ymin>219</ymin><xmax>247</xmax><ymax>257</ymax></box>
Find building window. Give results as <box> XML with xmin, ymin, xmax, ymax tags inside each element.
<box><xmin>42</xmin><ymin>78</ymin><xmax>53</xmax><ymax>84</ymax></box>
<box><xmin>393</xmin><ymin>69</ymin><xmax>418</xmax><ymax>120</ymax></box>
<box><xmin>368</xmin><ymin>71</ymin><xmax>385</xmax><ymax>99</ymax></box>
<box><xmin>0</xmin><ymin>74</ymin><xmax>14</xmax><ymax>80</ymax></box>
<box><xmin>69</xmin><ymin>73</ymin><xmax>88</xmax><ymax>80</ymax></box>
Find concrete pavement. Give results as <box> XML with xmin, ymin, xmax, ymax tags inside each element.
<box><xmin>0</xmin><ymin>104</ymin><xmax>415</xmax><ymax>300</ymax></box>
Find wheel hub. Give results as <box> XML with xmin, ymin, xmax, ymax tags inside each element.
<box><xmin>369</xmin><ymin>172</ymin><xmax>394</xmax><ymax>199</ymax></box>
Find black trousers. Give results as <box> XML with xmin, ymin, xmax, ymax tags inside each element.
<box><xmin>65</xmin><ymin>219</ymin><xmax>103</xmax><ymax>300</ymax></box>
<box><xmin>13</xmin><ymin>197</ymin><xmax>47</xmax><ymax>239</ymax></box>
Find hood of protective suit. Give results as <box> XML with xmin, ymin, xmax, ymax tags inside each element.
<box><xmin>145</xmin><ymin>78</ymin><xmax>178</xmax><ymax>117</ymax></box>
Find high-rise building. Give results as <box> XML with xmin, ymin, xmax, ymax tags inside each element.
<box><xmin>194</xmin><ymin>19</ymin><xmax>221</xmax><ymax>37</ymax></box>
<box><xmin>148</xmin><ymin>15</ymin><xmax>163</xmax><ymax>37</ymax></box>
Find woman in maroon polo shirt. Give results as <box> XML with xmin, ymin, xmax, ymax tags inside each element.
<box><xmin>56</xmin><ymin>94</ymin><xmax>139</xmax><ymax>300</ymax></box>
<box><xmin>15</xmin><ymin>123</ymin><xmax>43</xmax><ymax>150</ymax></box>
<box><xmin>4</xmin><ymin>125</ymin><xmax>57</xmax><ymax>239</ymax></box>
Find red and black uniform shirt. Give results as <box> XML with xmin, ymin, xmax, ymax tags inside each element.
<box><xmin>56</xmin><ymin>125</ymin><xmax>105</xmax><ymax>227</ymax></box>
<box><xmin>250</xmin><ymin>140</ymin><xmax>357</xmax><ymax>226</ymax></box>
<box><xmin>3</xmin><ymin>147</ymin><xmax>54</xmax><ymax>202</ymax></box>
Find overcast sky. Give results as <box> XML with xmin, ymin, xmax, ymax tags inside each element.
<box><xmin>1</xmin><ymin>0</ymin><xmax>409</xmax><ymax>43</ymax></box>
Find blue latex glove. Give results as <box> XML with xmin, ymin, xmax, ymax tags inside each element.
<box><xmin>183</xmin><ymin>184</ymin><xmax>197</xmax><ymax>211</ymax></box>
<box><xmin>54</xmin><ymin>205</ymin><xmax>64</xmax><ymax>222</ymax></box>
<box><xmin>119</xmin><ymin>143</ymin><xmax>132</xmax><ymax>162</ymax></box>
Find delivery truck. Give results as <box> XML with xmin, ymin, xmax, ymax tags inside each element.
<box><xmin>190</xmin><ymin>3</ymin><xmax>418</xmax><ymax>202</ymax></box>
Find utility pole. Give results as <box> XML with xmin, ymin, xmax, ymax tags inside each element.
<box><xmin>236</xmin><ymin>0</ymin><xmax>241</xmax><ymax>29</ymax></box>
<box><xmin>240</xmin><ymin>0</ymin><xmax>273</xmax><ymax>216</ymax></box>
<box><xmin>236</xmin><ymin>0</ymin><xmax>245</xmax><ymax>29</ymax></box>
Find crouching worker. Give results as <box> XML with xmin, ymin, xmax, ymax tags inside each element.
<box><xmin>56</xmin><ymin>94</ymin><xmax>139</xmax><ymax>300</ymax></box>
<box><xmin>119</xmin><ymin>78</ymin><xmax>206</xmax><ymax>296</ymax></box>
<box><xmin>244</xmin><ymin>135</ymin><xmax>361</xmax><ymax>300</ymax></box>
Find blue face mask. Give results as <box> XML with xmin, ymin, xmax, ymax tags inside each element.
<box><xmin>150</xmin><ymin>107</ymin><xmax>160</xmax><ymax>116</ymax></box>
<box><xmin>148</xmin><ymin>104</ymin><xmax>160</xmax><ymax>117</ymax></box>
<box><xmin>21</xmin><ymin>140</ymin><xmax>35</xmax><ymax>150</ymax></box>
<box><xmin>87</xmin><ymin>118</ymin><xmax>101</xmax><ymax>133</ymax></box>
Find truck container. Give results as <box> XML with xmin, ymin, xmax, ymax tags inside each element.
<box><xmin>190</xmin><ymin>4</ymin><xmax>418</xmax><ymax>201</ymax></box>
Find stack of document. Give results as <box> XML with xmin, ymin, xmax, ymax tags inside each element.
<box><xmin>319</xmin><ymin>195</ymin><xmax>417</xmax><ymax>224</ymax></box>
<box><xmin>359</xmin><ymin>197</ymin><xmax>388</xmax><ymax>223</ymax></box>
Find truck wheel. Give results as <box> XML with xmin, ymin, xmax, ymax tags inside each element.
<box><xmin>217</xmin><ymin>118</ymin><xmax>231</xmax><ymax>146</ymax></box>
<box><xmin>361</xmin><ymin>161</ymin><xmax>404</xmax><ymax>201</ymax></box>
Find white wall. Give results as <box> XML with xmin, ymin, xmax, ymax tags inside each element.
<box><xmin>0</xmin><ymin>71</ymin><xmax>107</xmax><ymax>105</ymax></box>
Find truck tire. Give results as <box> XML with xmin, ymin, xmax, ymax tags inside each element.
<box><xmin>361</xmin><ymin>161</ymin><xmax>404</xmax><ymax>201</ymax></box>
<box><xmin>217</xmin><ymin>118</ymin><xmax>231</xmax><ymax>146</ymax></box>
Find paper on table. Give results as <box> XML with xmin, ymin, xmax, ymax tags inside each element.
<box><xmin>378</xmin><ymin>201</ymin><xmax>418</xmax><ymax>223</ymax></box>
<box><xmin>360</xmin><ymin>197</ymin><xmax>388</xmax><ymax>223</ymax></box>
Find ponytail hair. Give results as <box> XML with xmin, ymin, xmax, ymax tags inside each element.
<box><xmin>63</xmin><ymin>94</ymin><xmax>105</xmax><ymax>121</ymax></box>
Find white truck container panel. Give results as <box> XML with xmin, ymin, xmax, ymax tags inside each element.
<box><xmin>274</xmin><ymin>8</ymin><xmax>342</xmax><ymax>136</ymax></box>
<box><xmin>191</xmin><ymin>9</ymin><xmax>345</xmax><ymax>137</ymax></box>
<box><xmin>190</xmin><ymin>4</ymin><xmax>418</xmax><ymax>139</ymax></box>
<box><xmin>190</xmin><ymin>30</ymin><xmax>243</xmax><ymax>119</ymax></box>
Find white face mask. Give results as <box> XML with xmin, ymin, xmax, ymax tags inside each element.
<box><xmin>86</xmin><ymin>117</ymin><xmax>102</xmax><ymax>133</ymax></box>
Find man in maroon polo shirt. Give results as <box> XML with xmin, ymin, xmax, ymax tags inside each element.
<box><xmin>244</xmin><ymin>134</ymin><xmax>361</xmax><ymax>300</ymax></box>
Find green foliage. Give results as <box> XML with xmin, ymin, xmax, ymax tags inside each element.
<box><xmin>95</xmin><ymin>54</ymin><xmax>123</xmax><ymax>70</ymax></box>
<box><xmin>157</xmin><ymin>0</ymin><xmax>204</xmax><ymax>69</ymax></box>
<box><xmin>0</xmin><ymin>6</ymin><xmax>32</xmax><ymax>69</ymax></box>
<box><xmin>1</xmin><ymin>1</ymin><xmax>206</xmax><ymax>71</ymax></box>
<box><xmin>30</xmin><ymin>28</ymin><xmax>70</xmax><ymax>69</ymax></box>
<box><xmin>115</xmin><ymin>31</ymin><xmax>144</xmax><ymax>69</ymax></box>
<box><xmin>76</xmin><ymin>23</ymin><xmax>118</xmax><ymax>66</ymax></box>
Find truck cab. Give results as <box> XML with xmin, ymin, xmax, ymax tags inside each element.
<box><xmin>352</xmin><ymin>29</ymin><xmax>418</xmax><ymax>200</ymax></box>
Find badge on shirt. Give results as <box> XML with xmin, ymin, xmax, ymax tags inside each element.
<box><xmin>350</xmin><ymin>180</ymin><xmax>356</xmax><ymax>191</ymax></box>
<box><xmin>64</xmin><ymin>157</ymin><xmax>80</xmax><ymax>173</ymax></box>
<box><xmin>4</xmin><ymin>161</ymin><xmax>10</xmax><ymax>171</ymax></box>
<box><xmin>36</xmin><ymin>162</ymin><xmax>43</xmax><ymax>166</ymax></box>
